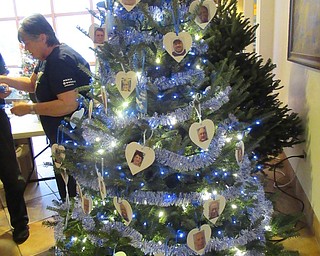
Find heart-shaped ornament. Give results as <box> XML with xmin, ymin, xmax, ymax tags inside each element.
<box><xmin>98</xmin><ymin>174</ymin><xmax>107</xmax><ymax>199</ymax></box>
<box><xmin>82</xmin><ymin>194</ymin><xmax>93</xmax><ymax>214</ymax></box>
<box><xmin>163</xmin><ymin>32</ymin><xmax>192</xmax><ymax>62</ymax></box>
<box><xmin>125</xmin><ymin>142</ymin><xmax>155</xmax><ymax>175</ymax></box>
<box><xmin>113</xmin><ymin>197</ymin><xmax>133</xmax><ymax>225</ymax></box>
<box><xmin>187</xmin><ymin>224</ymin><xmax>211</xmax><ymax>255</ymax></box>
<box><xmin>189</xmin><ymin>0</ymin><xmax>217</xmax><ymax>29</ymax></box>
<box><xmin>51</xmin><ymin>144</ymin><xmax>66</xmax><ymax>168</ymax></box>
<box><xmin>88</xmin><ymin>99</ymin><xmax>93</xmax><ymax>119</ymax></box>
<box><xmin>235</xmin><ymin>140</ymin><xmax>245</xmax><ymax>165</ymax></box>
<box><xmin>189</xmin><ymin>119</ymin><xmax>215</xmax><ymax>150</ymax></box>
<box><xmin>116</xmin><ymin>71</ymin><xmax>137</xmax><ymax>99</ymax></box>
<box><xmin>89</xmin><ymin>23</ymin><xmax>107</xmax><ymax>45</ymax></box>
<box><xmin>88</xmin><ymin>23</ymin><xmax>99</xmax><ymax>42</ymax></box>
<box><xmin>153</xmin><ymin>253</ymin><xmax>164</xmax><ymax>256</ymax></box>
<box><xmin>119</xmin><ymin>0</ymin><xmax>141</xmax><ymax>12</ymax></box>
<box><xmin>70</xmin><ymin>108</ymin><xmax>84</xmax><ymax>129</ymax></box>
<box><xmin>203</xmin><ymin>195</ymin><xmax>226</xmax><ymax>224</ymax></box>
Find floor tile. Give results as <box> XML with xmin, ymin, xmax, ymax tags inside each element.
<box><xmin>43</xmin><ymin>179</ymin><xmax>59</xmax><ymax>194</ymax></box>
<box><xmin>282</xmin><ymin>228</ymin><xmax>320</xmax><ymax>256</ymax></box>
<box><xmin>0</xmin><ymin>231</ymin><xmax>21</xmax><ymax>256</ymax></box>
<box><xmin>26</xmin><ymin>194</ymin><xmax>58</xmax><ymax>223</ymax></box>
<box><xmin>0</xmin><ymin>206</ymin><xmax>11</xmax><ymax>235</ymax></box>
<box><xmin>18</xmin><ymin>218</ymin><xmax>55</xmax><ymax>256</ymax></box>
<box><xmin>24</xmin><ymin>182</ymin><xmax>54</xmax><ymax>202</ymax></box>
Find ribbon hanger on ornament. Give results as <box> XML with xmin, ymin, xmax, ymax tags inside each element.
<box><xmin>190</xmin><ymin>93</ymin><xmax>203</xmax><ymax>122</ymax></box>
<box><xmin>189</xmin><ymin>93</ymin><xmax>215</xmax><ymax>150</ymax></box>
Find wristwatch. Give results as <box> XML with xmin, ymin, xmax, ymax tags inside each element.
<box><xmin>29</xmin><ymin>104</ymin><xmax>36</xmax><ymax>114</ymax></box>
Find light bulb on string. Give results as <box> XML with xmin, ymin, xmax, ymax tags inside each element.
<box><xmin>122</xmin><ymin>101</ymin><xmax>129</xmax><ymax>108</ymax></box>
<box><xmin>168</xmin><ymin>116</ymin><xmax>177</xmax><ymax>126</ymax></box>
<box><xmin>116</xmin><ymin>109</ymin><xmax>124</xmax><ymax>118</ymax></box>
<box><xmin>110</xmin><ymin>141</ymin><xmax>117</xmax><ymax>148</ymax></box>
<box><xmin>202</xmin><ymin>190</ymin><xmax>212</xmax><ymax>201</ymax></box>
<box><xmin>225</xmin><ymin>137</ymin><xmax>232</xmax><ymax>143</ymax></box>
<box><xmin>194</xmin><ymin>34</ymin><xmax>201</xmax><ymax>41</ymax></box>
<box><xmin>158</xmin><ymin>211</ymin><xmax>164</xmax><ymax>218</ymax></box>
<box><xmin>97</xmin><ymin>149</ymin><xmax>105</xmax><ymax>155</ymax></box>
<box><xmin>237</xmin><ymin>133</ymin><xmax>243</xmax><ymax>140</ymax></box>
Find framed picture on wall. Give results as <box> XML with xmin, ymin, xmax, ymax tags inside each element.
<box><xmin>287</xmin><ymin>0</ymin><xmax>320</xmax><ymax>70</ymax></box>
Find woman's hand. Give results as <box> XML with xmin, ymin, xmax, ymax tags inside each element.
<box><xmin>10</xmin><ymin>102</ymin><xmax>31</xmax><ymax>116</ymax></box>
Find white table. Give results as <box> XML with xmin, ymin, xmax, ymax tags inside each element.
<box><xmin>9</xmin><ymin>113</ymin><xmax>54</xmax><ymax>187</ymax></box>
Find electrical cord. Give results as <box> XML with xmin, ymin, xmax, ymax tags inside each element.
<box><xmin>269</xmin><ymin>154</ymin><xmax>305</xmax><ymax>213</ymax></box>
<box><xmin>264</xmin><ymin>154</ymin><xmax>307</xmax><ymax>243</ymax></box>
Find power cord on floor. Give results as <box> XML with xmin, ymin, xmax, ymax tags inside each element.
<box><xmin>264</xmin><ymin>154</ymin><xmax>307</xmax><ymax>243</ymax></box>
<box><xmin>268</xmin><ymin>154</ymin><xmax>305</xmax><ymax>213</ymax></box>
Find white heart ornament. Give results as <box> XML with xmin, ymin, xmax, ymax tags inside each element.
<box><xmin>119</xmin><ymin>0</ymin><xmax>140</xmax><ymax>12</ymax></box>
<box><xmin>113</xmin><ymin>197</ymin><xmax>133</xmax><ymax>225</ymax></box>
<box><xmin>125</xmin><ymin>142</ymin><xmax>155</xmax><ymax>175</ymax></box>
<box><xmin>116</xmin><ymin>71</ymin><xmax>137</xmax><ymax>99</ymax></box>
<box><xmin>88</xmin><ymin>23</ymin><xmax>99</xmax><ymax>42</ymax></box>
<box><xmin>82</xmin><ymin>194</ymin><xmax>93</xmax><ymax>214</ymax></box>
<box><xmin>51</xmin><ymin>144</ymin><xmax>66</xmax><ymax>168</ymax></box>
<box><xmin>89</xmin><ymin>23</ymin><xmax>107</xmax><ymax>45</ymax></box>
<box><xmin>98</xmin><ymin>174</ymin><xmax>107</xmax><ymax>199</ymax></box>
<box><xmin>187</xmin><ymin>224</ymin><xmax>211</xmax><ymax>255</ymax></box>
<box><xmin>70</xmin><ymin>108</ymin><xmax>84</xmax><ymax>129</ymax></box>
<box><xmin>189</xmin><ymin>0</ymin><xmax>217</xmax><ymax>29</ymax></box>
<box><xmin>88</xmin><ymin>99</ymin><xmax>93</xmax><ymax>119</ymax></box>
<box><xmin>163</xmin><ymin>32</ymin><xmax>192</xmax><ymax>63</ymax></box>
<box><xmin>203</xmin><ymin>195</ymin><xmax>226</xmax><ymax>224</ymax></box>
<box><xmin>235</xmin><ymin>140</ymin><xmax>245</xmax><ymax>165</ymax></box>
<box><xmin>189</xmin><ymin>119</ymin><xmax>215</xmax><ymax>150</ymax></box>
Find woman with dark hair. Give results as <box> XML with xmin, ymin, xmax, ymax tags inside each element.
<box><xmin>0</xmin><ymin>14</ymin><xmax>91</xmax><ymax>202</ymax></box>
<box><xmin>0</xmin><ymin>53</ymin><xmax>29</xmax><ymax>244</ymax></box>
<box><xmin>131</xmin><ymin>150</ymin><xmax>144</xmax><ymax>167</ymax></box>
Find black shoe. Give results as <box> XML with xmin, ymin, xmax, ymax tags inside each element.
<box><xmin>13</xmin><ymin>225</ymin><xmax>29</xmax><ymax>244</ymax></box>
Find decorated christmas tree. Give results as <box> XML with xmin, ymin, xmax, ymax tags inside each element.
<box><xmin>47</xmin><ymin>0</ymin><xmax>301</xmax><ymax>255</ymax></box>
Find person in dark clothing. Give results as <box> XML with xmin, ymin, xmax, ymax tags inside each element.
<box><xmin>0</xmin><ymin>14</ymin><xmax>91</xmax><ymax>202</ymax></box>
<box><xmin>0</xmin><ymin>53</ymin><xmax>29</xmax><ymax>244</ymax></box>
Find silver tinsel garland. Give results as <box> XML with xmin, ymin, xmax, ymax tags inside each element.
<box><xmin>54</xmin><ymin>155</ymin><xmax>273</xmax><ymax>255</ymax></box>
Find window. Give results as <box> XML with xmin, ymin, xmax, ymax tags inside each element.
<box><xmin>0</xmin><ymin>0</ymin><xmax>102</xmax><ymax>75</ymax></box>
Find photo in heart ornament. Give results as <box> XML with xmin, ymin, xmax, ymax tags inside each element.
<box><xmin>189</xmin><ymin>119</ymin><xmax>215</xmax><ymax>150</ymax></box>
<box><xmin>125</xmin><ymin>142</ymin><xmax>155</xmax><ymax>175</ymax></box>
<box><xmin>116</xmin><ymin>71</ymin><xmax>137</xmax><ymax>99</ymax></box>
<box><xmin>163</xmin><ymin>32</ymin><xmax>192</xmax><ymax>63</ymax></box>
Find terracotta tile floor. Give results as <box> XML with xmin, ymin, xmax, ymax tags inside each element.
<box><xmin>0</xmin><ymin>136</ymin><xmax>319</xmax><ymax>255</ymax></box>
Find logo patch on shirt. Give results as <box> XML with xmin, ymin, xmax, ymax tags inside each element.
<box><xmin>63</xmin><ymin>78</ymin><xmax>76</xmax><ymax>87</ymax></box>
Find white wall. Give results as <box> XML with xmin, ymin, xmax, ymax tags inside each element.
<box><xmin>242</xmin><ymin>0</ymin><xmax>320</xmax><ymax>223</ymax></box>
<box><xmin>272</xmin><ymin>0</ymin><xmax>320</xmax><ymax>222</ymax></box>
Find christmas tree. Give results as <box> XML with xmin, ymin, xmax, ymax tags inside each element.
<box><xmin>47</xmin><ymin>0</ymin><xmax>301</xmax><ymax>255</ymax></box>
<box><xmin>203</xmin><ymin>0</ymin><xmax>303</xmax><ymax>165</ymax></box>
